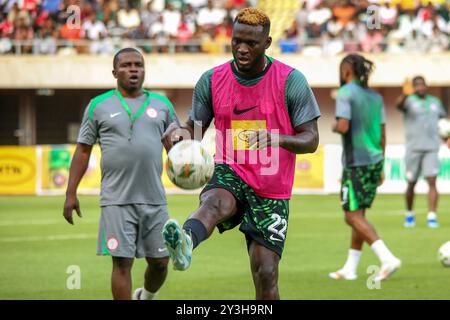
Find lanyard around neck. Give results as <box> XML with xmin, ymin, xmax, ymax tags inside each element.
<box><xmin>115</xmin><ymin>89</ymin><xmax>151</xmax><ymax>140</ymax></box>
<box><xmin>115</xmin><ymin>89</ymin><xmax>151</xmax><ymax>125</ymax></box>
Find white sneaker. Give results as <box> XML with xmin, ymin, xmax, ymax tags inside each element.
<box><xmin>132</xmin><ymin>288</ymin><xmax>143</xmax><ymax>300</ymax></box>
<box><xmin>374</xmin><ymin>258</ymin><xmax>401</xmax><ymax>282</ymax></box>
<box><xmin>328</xmin><ymin>269</ymin><xmax>358</xmax><ymax>280</ymax></box>
<box><xmin>132</xmin><ymin>288</ymin><xmax>157</xmax><ymax>300</ymax></box>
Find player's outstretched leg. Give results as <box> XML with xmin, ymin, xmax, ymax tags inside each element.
<box><xmin>162</xmin><ymin>219</ymin><xmax>193</xmax><ymax>271</ymax></box>
<box><xmin>162</xmin><ymin>189</ymin><xmax>237</xmax><ymax>271</ymax></box>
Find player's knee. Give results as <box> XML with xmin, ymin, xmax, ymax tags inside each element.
<box><xmin>200</xmin><ymin>193</ymin><xmax>234</xmax><ymax>219</ymax></box>
<box><xmin>344</xmin><ymin>213</ymin><xmax>356</xmax><ymax>226</ymax></box>
<box><xmin>147</xmin><ymin>258</ymin><xmax>168</xmax><ymax>273</ymax></box>
<box><xmin>407</xmin><ymin>182</ymin><xmax>416</xmax><ymax>191</ymax></box>
<box><xmin>112</xmin><ymin>257</ymin><xmax>133</xmax><ymax>272</ymax></box>
<box><xmin>253</xmin><ymin>264</ymin><xmax>277</xmax><ymax>287</ymax></box>
<box><xmin>427</xmin><ymin>178</ymin><xmax>437</xmax><ymax>189</ymax></box>
<box><xmin>112</xmin><ymin>263</ymin><xmax>132</xmax><ymax>276</ymax></box>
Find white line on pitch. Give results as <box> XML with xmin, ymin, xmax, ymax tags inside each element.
<box><xmin>0</xmin><ymin>234</ymin><xmax>96</xmax><ymax>242</ymax></box>
<box><xmin>0</xmin><ymin>219</ymin><xmax>97</xmax><ymax>226</ymax></box>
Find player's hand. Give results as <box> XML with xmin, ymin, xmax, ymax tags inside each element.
<box><xmin>63</xmin><ymin>195</ymin><xmax>82</xmax><ymax>225</ymax></box>
<box><xmin>447</xmin><ymin>138</ymin><xmax>450</xmax><ymax>149</ymax></box>
<box><xmin>248</xmin><ymin>130</ymin><xmax>279</xmax><ymax>150</ymax></box>
<box><xmin>161</xmin><ymin>122</ymin><xmax>186</xmax><ymax>152</ymax></box>
<box><xmin>402</xmin><ymin>78</ymin><xmax>414</xmax><ymax>96</ymax></box>
<box><xmin>378</xmin><ymin>171</ymin><xmax>385</xmax><ymax>187</ymax></box>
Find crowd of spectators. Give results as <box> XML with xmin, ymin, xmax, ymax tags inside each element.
<box><xmin>0</xmin><ymin>0</ymin><xmax>449</xmax><ymax>55</ymax></box>
<box><xmin>0</xmin><ymin>0</ymin><xmax>254</xmax><ymax>54</ymax></box>
<box><xmin>280</xmin><ymin>0</ymin><xmax>450</xmax><ymax>55</ymax></box>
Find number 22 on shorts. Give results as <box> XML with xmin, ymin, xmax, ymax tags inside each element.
<box><xmin>268</xmin><ymin>213</ymin><xmax>287</xmax><ymax>242</ymax></box>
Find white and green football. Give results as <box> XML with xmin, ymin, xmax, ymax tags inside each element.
<box><xmin>438</xmin><ymin>241</ymin><xmax>450</xmax><ymax>267</ymax></box>
<box><xmin>166</xmin><ymin>140</ymin><xmax>214</xmax><ymax>190</ymax></box>
<box><xmin>438</xmin><ymin>118</ymin><xmax>450</xmax><ymax>139</ymax></box>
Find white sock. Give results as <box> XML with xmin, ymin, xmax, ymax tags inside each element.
<box><xmin>427</xmin><ymin>212</ymin><xmax>437</xmax><ymax>220</ymax></box>
<box><xmin>371</xmin><ymin>239</ymin><xmax>396</xmax><ymax>264</ymax></box>
<box><xmin>341</xmin><ymin>249</ymin><xmax>362</xmax><ymax>274</ymax></box>
<box><xmin>141</xmin><ymin>288</ymin><xmax>158</xmax><ymax>300</ymax></box>
<box><xmin>406</xmin><ymin>210</ymin><xmax>414</xmax><ymax>217</ymax></box>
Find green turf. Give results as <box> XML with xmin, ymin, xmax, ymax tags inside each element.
<box><xmin>0</xmin><ymin>194</ymin><xmax>449</xmax><ymax>300</ymax></box>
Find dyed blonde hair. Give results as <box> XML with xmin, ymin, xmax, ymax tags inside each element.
<box><xmin>234</xmin><ymin>7</ymin><xmax>270</xmax><ymax>34</ymax></box>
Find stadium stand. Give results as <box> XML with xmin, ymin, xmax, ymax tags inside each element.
<box><xmin>0</xmin><ymin>0</ymin><xmax>448</xmax><ymax>55</ymax></box>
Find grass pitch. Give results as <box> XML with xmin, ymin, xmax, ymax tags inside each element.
<box><xmin>0</xmin><ymin>194</ymin><xmax>449</xmax><ymax>300</ymax></box>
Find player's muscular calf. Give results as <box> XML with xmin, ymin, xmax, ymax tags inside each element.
<box><xmin>191</xmin><ymin>189</ymin><xmax>238</xmax><ymax>237</ymax></box>
<box><xmin>249</xmin><ymin>242</ymin><xmax>280</xmax><ymax>300</ymax></box>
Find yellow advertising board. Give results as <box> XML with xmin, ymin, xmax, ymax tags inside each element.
<box><xmin>40</xmin><ymin>145</ymin><xmax>102</xmax><ymax>193</ymax></box>
<box><xmin>0</xmin><ymin>146</ymin><xmax>37</xmax><ymax>195</ymax></box>
<box><xmin>161</xmin><ymin>151</ymin><xmax>177</xmax><ymax>190</ymax></box>
<box><xmin>292</xmin><ymin>145</ymin><xmax>324</xmax><ymax>189</ymax></box>
<box><xmin>0</xmin><ymin>144</ymin><xmax>325</xmax><ymax>195</ymax></box>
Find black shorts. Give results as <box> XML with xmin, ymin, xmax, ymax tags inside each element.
<box><xmin>201</xmin><ymin>164</ymin><xmax>289</xmax><ymax>258</ymax></box>
<box><xmin>341</xmin><ymin>161</ymin><xmax>383</xmax><ymax>212</ymax></box>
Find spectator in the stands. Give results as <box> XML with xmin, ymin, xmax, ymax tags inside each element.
<box><xmin>428</xmin><ymin>24</ymin><xmax>449</xmax><ymax>53</ymax></box>
<box><xmin>162</xmin><ymin>2</ymin><xmax>181</xmax><ymax>36</ymax></box>
<box><xmin>360</xmin><ymin>28</ymin><xmax>383</xmax><ymax>53</ymax></box>
<box><xmin>184</xmin><ymin>0</ymin><xmax>206</xmax><ymax>10</ymax></box>
<box><xmin>404</xmin><ymin>29</ymin><xmax>428</xmax><ymax>53</ymax></box>
<box><xmin>41</xmin><ymin>0</ymin><xmax>62</xmax><ymax>14</ymax></box>
<box><xmin>197</xmin><ymin>0</ymin><xmax>226</xmax><ymax>35</ymax></box>
<box><xmin>166</xmin><ymin>0</ymin><xmax>186</xmax><ymax>11</ymax></box>
<box><xmin>379</xmin><ymin>1</ymin><xmax>398</xmax><ymax>29</ymax></box>
<box><xmin>332</xmin><ymin>0</ymin><xmax>356</xmax><ymax>26</ymax></box>
<box><xmin>34</xmin><ymin>16</ymin><xmax>58</xmax><ymax>54</ymax></box>
<box><xmin>141</xmin><ymin>0</ymin><xmax>158</xmax><ymax>31</ymax></box>
<box><xmin>13</xmin><ymin>13</ymin><xmax>34</xmax><ymax>54</ymax></box>
<box><xmin>118</xmin><ymin>2</ymin><xmax>141</xmax><ymax>30</ymax></box>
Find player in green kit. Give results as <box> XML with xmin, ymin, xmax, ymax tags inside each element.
<box><xmin>396</xmin><ymin>76</ymin><xmax>447</xmax><ymax>228</ymax></box>
<box><xmin>329</xmin><ymin>54</ymin><xmax>401</xmax><ymax>282</ymax></box>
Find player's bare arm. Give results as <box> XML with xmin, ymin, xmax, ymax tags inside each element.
<box><xmin>380</xmin><ymin>124</ymin><xmax>386</xmax><ymax>155</ymax></box>
<box><xmin>332</xmin><ymin>118</ymin><xmax>350</xmax><ymax>134</ymax></box>
<box><xmin>248</xmin><ymin>119</ymin><xmax>319</xmax><ymax>154</ymax></box>
<box><xmin>397</xmin><ymin>78</ymin><xmax>414</xmax><ymax>112</ymax></box>
<box><xmin>279</xmin><ymin>119</ymin><xmax>319</xmax><ymax>154</ymax></box>
<box><xmin>63</xmin><ymin>143</ymin><xmax>93</xmax><ymax>225</ymax></box>
<box><xmin>396</xmin><ymin>94</ymin><xmax>408</xmax><ymax>112</ymax></box>
<box><xmin>379</xmin><ymin>124</ymin><xmax>387</xmax><ymax>186</ymax></box>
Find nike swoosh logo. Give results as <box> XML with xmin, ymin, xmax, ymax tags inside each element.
<box><xmin>110</xmin><ymin>112</ymin><xmax>121</xmax><ymax>118</ymax></box>
<box><xmin>269</xmin><ymin>235</ymin><xmax>283</xmax><ymax>242</ymax></box>
<box><xmin>158</xmin><ymin>248</ymin><xmax>167</xmax><ymax>252</ymax></box>
<box><xmin>233</xmin><ymin>105</ymin><xmax>257</xmax><ymax>115</ymax></box>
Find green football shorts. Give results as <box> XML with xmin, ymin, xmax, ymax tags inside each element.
<box><xmin>201</xmin><ymin>164</ymin><xmax>289</xmax><ymax>258</ymax></box>
<box><xmin>340</xmin><ymin>160</ymin><xmax>384</xmax><ymax>212</ymax></box>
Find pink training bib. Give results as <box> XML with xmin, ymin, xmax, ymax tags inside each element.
<box><xmin>211</xmin><ymin>59</ymin><xmax>296</xmax><ymax>199</ymax></box>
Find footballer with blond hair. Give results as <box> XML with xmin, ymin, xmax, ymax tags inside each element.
<box><xmin>161</xmin><ymin>7</ymin><xmax>321</xmax><ymax>299</ymax></box>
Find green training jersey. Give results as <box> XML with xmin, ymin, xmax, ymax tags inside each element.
<box><xmin>336</xmin><ymin>81</ymin><xmax>386</xmax><ymax>168</ymax></box>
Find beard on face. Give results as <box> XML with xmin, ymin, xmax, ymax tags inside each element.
<box><xmin>233</xmin><ymin>51</ymin><xmax>265</xmax><ymax>73</ymax></box>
